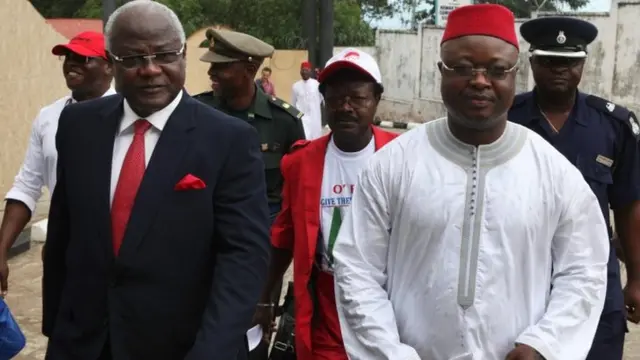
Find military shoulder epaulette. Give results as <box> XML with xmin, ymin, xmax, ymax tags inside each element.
<box><xmin>586</xmin><ymin>95</ymin><xmax>640</xmax><ymax>138</ymax></box>
<box><xmin>290</xmin><ymin>139</ymin><xmax>311</xmax><ymax>152</ymax></box>
<box><xmin>192</xmin><ymin>91</ymin><xmax>214</xmax><ymax>100</ymax></box>
<box><xmin>268</xmin><ymin>96</ymin><xmax>304</xmax><ymax>119</ymax></box>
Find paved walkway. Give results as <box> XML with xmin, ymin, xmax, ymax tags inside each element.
<box><xmin>5</xmin><ymin>244</ymin><xmax>640</xmax><ymax>359</ymax></box>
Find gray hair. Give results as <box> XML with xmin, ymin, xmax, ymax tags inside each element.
<box><xmin>104</xmin><ymin>0</ymin><xmax>186</xmax><ymax>53</ymax></box>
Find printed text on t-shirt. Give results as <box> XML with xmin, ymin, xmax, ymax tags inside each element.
<box><xmin>320</xmin><ymin>183</ymin><xmax>355</xmax><ymax>207</ymax></box>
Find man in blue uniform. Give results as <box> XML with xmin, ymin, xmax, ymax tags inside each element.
<box><xmin>509</xmin><ymin>16</ymin><xmax>640</xmax><ymax>359</ymax></box>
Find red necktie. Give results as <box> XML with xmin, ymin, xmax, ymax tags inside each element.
<box><xmin>111</xmin><ymin>119</ymin><xmax>152</xmax><ymax>255</ymax></box>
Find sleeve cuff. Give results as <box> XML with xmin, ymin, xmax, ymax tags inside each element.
<box><xmin>515</xmin><ymin>335</ymin><xmax>556</xmax><ymax>360</ymax></box>
<box><xmin>609</xmin><ymin>186</ymin><xmax>640</xmax><ymax>209</ymax></box>
<box><xmin>4</xmin><ymin>190</ymin><xmax>37</xmax><ymax>213</ymax></box>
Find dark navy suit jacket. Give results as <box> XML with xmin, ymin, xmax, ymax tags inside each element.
<box><xmin>43</xmin><ymin>93</ymin><xmax>271</xmax><ymax>360</ymax></box>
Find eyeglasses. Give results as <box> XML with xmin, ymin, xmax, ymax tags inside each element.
<box><xmin>59</xmin><ymin>53</ymin><xmax>98</xmax><ymax>64</ymax></box>
<box><xmin>324</xmin><ymin>94</ymin><xmax>372</xmax><ymax>109</ymax></box>
<box><xmin>440</xmin><ymin>61</ymin><xmax>518</xmax><ymax>80</ymax></box>
<box><xmin>111</xmin><ymin>44</ymin><xmax>185</xmax><ymax>69</ymax></box>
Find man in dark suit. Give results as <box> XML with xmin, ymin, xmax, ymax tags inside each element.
<box><xmin>42</xmin><ymin>1</ymin><xmax>271</xmax><ymax>359</ymax></box>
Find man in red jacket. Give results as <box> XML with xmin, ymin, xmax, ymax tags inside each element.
<box><xmin>253</xmin><ymin>48</ymin><xmax>398</xmax><ymax>360</ymax></box>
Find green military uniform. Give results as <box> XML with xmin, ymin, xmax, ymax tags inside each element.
<box><xmin>194</xmin><ymin>28</ymin><xmax>306</xmax><ymax>208</ymax></box>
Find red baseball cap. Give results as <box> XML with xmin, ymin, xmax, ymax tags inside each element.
<box><xmin>52</xmin><ymin>31</ymin><xmax>107</xmax><ymax>59</ymax></box>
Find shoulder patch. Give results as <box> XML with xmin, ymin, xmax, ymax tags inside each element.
<box><xmin>268</xmin><ymin>96</ymin><xmax>304</xmax><ymax>119</ymax></box>
<box><xmin>586</xmin><ymin>95</ymin><xmax>639</xmax><ymax>139</ymax></box>
<box><xmin>290</xmin><ymin>139</ymin><xmax>311</xmax><ymax>152</ymax></box>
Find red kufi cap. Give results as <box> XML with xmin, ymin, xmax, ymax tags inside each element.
<box><xmin>441</xmin><ymin>4</ymin><xmax>519</xmax><ymax>49</ymax></box>
<box><xmin>301</xmin><ymin>61</ymin><xmax>312</xmax><ymax>69</ymax></box>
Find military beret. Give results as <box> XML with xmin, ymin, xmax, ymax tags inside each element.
<box><xmin>200</xmin><ymin>28</ymin><xmax>275</xmax><ymax>63</ymax></box>
<box><xmin>520</xmin><ymin>16</ymin><xmax>598</xmax><ymax>58</ymax></box>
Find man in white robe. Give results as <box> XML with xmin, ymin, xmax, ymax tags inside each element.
<box><xmin>292</xmin><ymin>61</ymin><xmax>324</xmax><ymax>140</ymax></box>
<box><xmin>332</xmin><ymin>4</ymin><xmax>609</xmax><ymax>360</ymax></box>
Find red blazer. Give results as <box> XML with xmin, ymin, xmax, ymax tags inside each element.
<box><xmin>271</xmin><ymin>127</ymin><xmax>399</xmax><ymax>359</ymax></box>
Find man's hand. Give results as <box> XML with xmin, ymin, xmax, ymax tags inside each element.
<box><xmin>0</xmin><ymin>250</ymin><xmax>9</xmax><ymax>297</ymax></box>
<box><xmin>252</xmin><ymin>305</ymin><xmax>275</xmax><ymax>342</ymax></box>
<box><xmin>625</xmin><ymin>279</ymin><xmax>640</xmax><ymax>323</ymax></box>
<box><xmin>505</xmin><ymin>344</ymin><xmax>544</xmax><ymax>360</ymax></box>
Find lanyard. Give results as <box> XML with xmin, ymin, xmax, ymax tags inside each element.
<box><xmin>326</xmin><ymin>206</ymin><xmax>343</xmax><ymax>264</ymax></box>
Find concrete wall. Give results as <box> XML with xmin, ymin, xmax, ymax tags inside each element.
<box><xmin>375</xmin><ymin>0</ymin><xmax>640</xmax><ymax>123</ymax></box>
<box><xmin>185</xmin><ymin>26</ymin><xmax>375</xmax><ymax>103</ymax></box>
<box><xmin>0</xmin><ymin>1</ymin><xmax>70</xmax><ymax>221</ymax></box>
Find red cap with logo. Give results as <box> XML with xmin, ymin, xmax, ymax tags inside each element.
<box><xmin>52</xmin><ymin>31</ymin><xmax>107</xmax><ymax>59</ymax></box>
<box><xmin>441</xmin><ymin>4</ymin><xmax>519</xmax><ymax>49</ymax></box>
<box><xmin>318</xmin><ymin>48</ymin><xmax>382</xmax><ymax>86</ymax></box>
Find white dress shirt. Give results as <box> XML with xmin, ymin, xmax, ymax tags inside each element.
<box><xmin>6</xmin><ymin>88</ymin><xmax>117</xmax><ymax>212</ymax></box>
<box><xmin>110</xmin><ymin>90</ymin><xmax>183</xmax><ymax>205</ymax></box>
<box><xmin>333</xmin><ymin>118</ymin><xmax>608</xmax><ymax>360</ymax></box>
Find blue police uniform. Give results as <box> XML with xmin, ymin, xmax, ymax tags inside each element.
<box><xmin>510</xmin><ymin>16</ymin><xmax>640</xmax><ymax>360</ymax></box>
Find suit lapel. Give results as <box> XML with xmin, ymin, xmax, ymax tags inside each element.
<box><xmin>302</xmin><ymin>135</ymin><xmax>331</xmax><ymax>261</ymax></box>
<box><xmin>116</xmin><ymin>95</ymin><xmax>197</xmax><ymax>260</ymax></box>
<box><xmin>96</xmin><ymin>97</ymin><xmax>124</xmax><ymax>262</ymax></box>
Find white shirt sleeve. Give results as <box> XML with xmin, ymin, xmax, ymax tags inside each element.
<box><xmin>5</xmin><ymin>113</ymin><xmax>46</xmax><ymax>213</ymax></box>
<box><xmin>333</xmin><ymin>158</ymin><xmax>421</xmax><ymax>360</ymax></box>
<box><xmin>515</xmin><ymin>166</ymin><xmax>609</xmax><ymax>360</ymax></box>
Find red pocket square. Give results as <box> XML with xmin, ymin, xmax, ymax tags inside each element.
<box><xmin>175</xmin><ymin>174</ymin><xmax>206</xmax><ymax>191</ymax></box>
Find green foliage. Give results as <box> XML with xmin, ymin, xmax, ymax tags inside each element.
<box><xmin>335</xmin><ymin>0</ymin><xmax>375</xmax><ymax>46</ymax></box>
<box><xmin>30</xmin><ymin>0</ymin><xmax>375</xmax><ymax>48</ymax></box>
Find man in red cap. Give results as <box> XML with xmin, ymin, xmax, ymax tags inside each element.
<box><xmin>253</xmin><ymin>48</ymin><xmax>397</xmax><ymax>360</ymax></box>
<box><xmin>291</xmin><ymin>61</ymin><xmax>324</xmax><ymax>140</ymax></box>
<box><xmin>332</xmin><ymin>4</ymin><xmax>608</xmax><ymax>360</ymax></box>
<box><xmin>0</xmin><ymin>31</ymin><xmax>114</xmax><ymax>291</ymax></box>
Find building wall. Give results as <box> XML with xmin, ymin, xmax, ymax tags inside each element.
<box><xmin>0</xmin><ymin>1</ymin><xmax>70</xmax><ymax>221</ymax></box>
<box><xmin>375</xmin><ymin>0</ymin><xmax>640</xmax><ymax>123</ymax></box>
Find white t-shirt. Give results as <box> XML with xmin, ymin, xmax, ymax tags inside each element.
<box><xmin>319</xmin><ymin>136</ymin><xmax>375</xmax><ymax>272</ymax></box>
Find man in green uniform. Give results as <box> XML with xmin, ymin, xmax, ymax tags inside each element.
<box><xmin>194</xmin><ymin>28</ymin><xmax>306</xmax><ymax>221</ymax></box>
<box><xmin>194</xmin><ymin>29</ymin><xmax>305</xmax><ymax>360</ymax></box>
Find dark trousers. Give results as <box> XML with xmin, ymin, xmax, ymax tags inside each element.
<box><xmin>585</xmin><ymin>311</ymin><xmax>626</xmax><ymax>360</ymax></box>
<box><xmin>97</xmin><ymin>338</ymin><xmax>111</xmax><ymax>360</ymax></box>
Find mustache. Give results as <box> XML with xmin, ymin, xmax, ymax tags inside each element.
<box><xmin>463</xmin><ymin>93</ymin><xmax>495</xmax><ymax>101</ymax></box>
<box><xmin>333</xmin><ymin>113</ymin><xmax>359</xmax><ymax>122</ymax></box>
